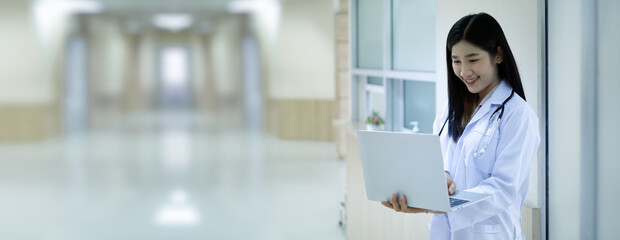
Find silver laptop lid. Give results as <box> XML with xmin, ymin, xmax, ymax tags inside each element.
<box><xmin>357</xmin><ymin>130</ymin><xmax>452</xmax><ymax>212</ymax></box>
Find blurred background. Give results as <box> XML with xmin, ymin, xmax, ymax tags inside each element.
<box><xmin>0</xmin><ymin>0</ymin><xmax>346</xmax><ymax>239</ymax></box>
<box><xmin>2</xmin><ymin>0</ymin><xmax>619</xmax><ymax>239</ymax></box>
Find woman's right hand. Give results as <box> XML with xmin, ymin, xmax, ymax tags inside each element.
<box><xmin>381</xmin><ymin>194</ymin><xmax>445</xmax><ymax>214</ymax></box>
<box><xmin>446</xmin><ymin>172</ymin><xmax>456</xmax><ymax>195</ymax></box>
<box><xmin>380</xmin><ymin>173</ymin><xmax>455</xmax><ymax>213</ymax></box>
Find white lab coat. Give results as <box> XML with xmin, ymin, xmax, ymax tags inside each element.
<box><xmin>429</xmin><ymin>80</ymin><xmax>540</xmax><ymax>240</ymax></box>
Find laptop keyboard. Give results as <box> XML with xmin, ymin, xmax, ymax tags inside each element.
<box><xmin>449</xmin><ymin>198</ymin><xmax>469</xmax><ymax>208</ymax></box>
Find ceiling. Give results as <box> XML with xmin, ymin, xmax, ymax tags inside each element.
<box><xmin>87</xmin><ymin>0</ymin><xmax>237</xmax><ymax>15</ymax></box>
<box><xmin>56</xmin><ymin>0</ymin><xmax>280</xmax><ymax>33</ymax></box>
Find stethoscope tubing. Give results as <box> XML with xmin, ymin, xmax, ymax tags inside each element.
<box><xmin>438</xmin><ymin>90</ymin><xmax>515</xmax><ymax>137</ymax></box>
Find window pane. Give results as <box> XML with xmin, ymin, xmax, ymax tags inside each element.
<box><xmin>357</xmin><ymin>0</ymin><xmax>383</xmax><ymax>69</ymax></box>
<box><xmin>367</xmin><ymin>76</ymin><xmax>383</xmax><ymax>86</ymax></box>
<box><xmin>366</xmin><ymin>90</ymin><xmax>386</xmax><ymax>122</ymax></box>
<box><xmin>354</xmin><ymin>75</ymin><xmax>366</xmax><ymax>121</ymax></box>
<box><xmin>392</xmin><ymin>0</ymin><xmax>436</xmax><ymax>72</ymax></box>
<box><xmin>404</xmin><ymin>81</ymin><xmax>435</xmax><ymax>133</ymax></box>
<box><xmin>365</xmin><ymin>76</ymin><xmax>386</xmax><ymax>122</ymax></box>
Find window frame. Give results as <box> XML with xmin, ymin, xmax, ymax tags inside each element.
<box><xmin>350</xmin><ymin>0</ymin><xmax>437</xmax><ymax>133</ymax></box>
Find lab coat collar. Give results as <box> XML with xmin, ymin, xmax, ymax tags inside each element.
<box><xmin>468</xmin><ymin>80</ymin><xmax>513</xmax><ymax>126</ymax></box>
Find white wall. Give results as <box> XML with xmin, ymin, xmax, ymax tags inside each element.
<box><xmin>210</xmin><ymin>15</ymin><xmax>244</xmax><ymax>98</ymax></box>
<box><xmin>547</xmin><ymin>1</ymin><xmax>584</xmax><ymax>238</ymax></box>
<box><xmin>0</xmin><ymin>1</ymin><xmax>69</xmax><ymax>104</ymax></box>
<box><xmin>436</xmin><ymin>0</ymin><xmax>543</xmax><ymax>207</ymax></box>
<box><xmin>548</xmin><ymin>0</ymin><xmax>620</xmax><ymax>239</ymax></box>
<box><xmin>596</xmin><ymin>0</ymin><xmax>620</xmax><ymax>239</ymax></box>
<box><xmin>189</xmin><ymin>31</ymin><xmax>206</xmax><ymax>100</ymax></box>
<box><xmin>138</xmin><ymin>30</ymin><xmax>156</xmax><ymax>98</ymax></box>
<box><xmin>87</xmin><ymin>16</ymin><xmax>128</xmax><ymax>97</ymax></box>
<box><xmin>268</xmin><ymin>0</ymin><xmax>335</xmax><ymax>100</ymax></box>
<box><xmin>250</xmin><ymin>0</ymin><xmax>280</xmax><ymax>102</ymax></box>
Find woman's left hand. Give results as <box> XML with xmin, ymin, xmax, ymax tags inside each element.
<box><xmin>381</xmin><ymin>193</ymin><xmax>446</xmax><ymax>214</ymax></box>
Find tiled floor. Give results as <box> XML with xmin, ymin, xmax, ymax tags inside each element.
<box><xmin>0</xmin><ymin>110</ymin><xmax>346</xmax><ymax>240</ymax></box>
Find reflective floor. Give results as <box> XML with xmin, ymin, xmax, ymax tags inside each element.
<box><xmin>0</xmin><ymin>110</ymin><xmax>346</xmax><ymax>240</ymax></box>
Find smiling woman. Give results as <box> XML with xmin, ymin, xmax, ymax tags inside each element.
<box><xmin>450</xmin><ymin>41</ymin><xmax>502</xmax><ymax>99</ymax></box>
<box><xmin>347</xmin><ymin>0</ymin><xmax>545</xmax><ymax>239</ymax></box>
<box><xmin>444</xmin><ymin>13</ymin><xmax>526</xmax><ymax>142</ymax></box>
<box><xmin>449</xmin><ymin>40</ymin><xmax>503</xmax><ymax>122</ymax></box>
<box><xmin>375</xmin><ymin>12</ymin><xmax>540</xmax><ymax>240</ymax></box>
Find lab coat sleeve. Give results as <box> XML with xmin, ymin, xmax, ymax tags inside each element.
<box><xmin>446</xmin><ymin>105</ymin><xmax>540</xmax><ymax>232</ymax></box>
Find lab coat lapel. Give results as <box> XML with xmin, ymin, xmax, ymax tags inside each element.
<box><xmin>467</xmin><ymin>81</ymin><xmax>512</xmax><ymax>127</ymax></box>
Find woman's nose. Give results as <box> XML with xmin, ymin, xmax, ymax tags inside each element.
<box><xmin>460</xmin><ymin>65</ymin><xmax>473</xmax><ymax>79</ymax></box>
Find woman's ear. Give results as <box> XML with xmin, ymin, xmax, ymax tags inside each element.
<box><xmin>495</xmin><ymin>46</ymin><xmax>504</xmax><ymax>64</ymax></box>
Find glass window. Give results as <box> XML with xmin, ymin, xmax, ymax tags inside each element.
<box><xmin>391</xmin><ymin>0</ymin><xmax>436</xmax><ymax>72</ymax></box>
<box><xmin>366</xmin><ymin>90</ymin><xmax>386</xmax><ymax>122</ymax></box>
<box><xmin>354</xmin><ymin>75</ymin><xmax>366</xmax><ymax>121</ymax></box>
<box><xmin>357</xmin><ymin>0</ymin><xmax>383</xmax><ymax>69</ymax></box>
<box><xmin>352</xmin><ymin>0</ymin><xmax>438</xmax><ymax>131</ymax></box>
<box><xmin>367</xmin><ymin>76</ymin><xmax>383</xmax><ymax>86</ymax></box>
<box><xmin>364</xmin><ymin>77</ymin><xmax>385</xmax><ymax>121</ymax></box>
<box><xmin>403</xmin><ymin>81</ymin><xmax>435</xmax><ymax>133</ymax></box>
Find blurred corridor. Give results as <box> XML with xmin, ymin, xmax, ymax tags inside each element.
<box><xmin>1</xmin><ymin>0</ymin><xmax>344</xmax><ymax>239</ymax></box>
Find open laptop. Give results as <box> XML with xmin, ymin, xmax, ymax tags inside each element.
<box><xmin>357</xmin><ymin>130</ymin><xmax>490</xmax><ymax>212</ymax></box>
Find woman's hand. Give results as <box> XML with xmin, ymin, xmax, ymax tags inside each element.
<box><xmin>446</xmin><ymin>172</ymin><xmax>456</xmax><ymax>195</ymax></box>
<box><xmin>381</xmin><ymin>194</ymin><xmax>445</xmax><ymax>214</ymax></box>
<box><xmin>381</xmin><ymin>173</ymin><xmax>455</xmax><ymax>214</ymax></box>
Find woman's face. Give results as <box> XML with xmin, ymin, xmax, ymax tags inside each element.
<box><xmin>450</xmin><ymin>40</ymin><xmax>502</xmax><ymax>100</ymax></box>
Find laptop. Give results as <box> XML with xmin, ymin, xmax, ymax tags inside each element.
<box><xmin>357</xmin><ymin>130</ymin><xmax>490</xmax><ymax>212</ymax></box>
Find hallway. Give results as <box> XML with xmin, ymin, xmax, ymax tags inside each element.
<box><xmin>0</xmin><ymin>110</ymin><xmax>346</xmax><ymax>240</ymax></box>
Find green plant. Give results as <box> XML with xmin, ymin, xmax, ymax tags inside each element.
<box><xmin>366</xmin><ymin>111</ymin><xmax>384</xmax><ymax>126</ymax></box>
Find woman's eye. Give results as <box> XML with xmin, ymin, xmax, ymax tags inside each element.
<box><xmin>469</xmin><ymin>59</ymin><xmax>479</xmax><ymax>63</ymax></box>
<box><xmin>453</xmin><ymin>60</ymin><xmax>461</xmax><ymax>64</ymax></box>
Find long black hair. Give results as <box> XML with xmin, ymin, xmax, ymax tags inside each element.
<box><xmin>445</xmin><ymin>13</ymin><xmax>526</xmax><ymax>142</ymax></box>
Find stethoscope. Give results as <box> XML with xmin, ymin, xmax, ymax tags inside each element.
<box><xmin>438</xmin><ymin>90</ymin><xmax>515</xmax><ymax>157</ymax></box>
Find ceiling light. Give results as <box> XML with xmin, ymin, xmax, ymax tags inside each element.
<box><xmin>228</xmin><ymin>0</ymin><xmax>265</xmax><ymax>13</ymax></box>
<box><xmin>152</xmin><ymin>14</ymin><xmax>194</xmax><ymax>33</ymax></box>
<box><xmin>63</xmin><ymin>0</ymin><xmax>103</xmax><ymax>14</ymax></box>
<box><xmin>34</xmin><ymin>0</ymin><xmax>103</xmax><ymax>15</ymax></box>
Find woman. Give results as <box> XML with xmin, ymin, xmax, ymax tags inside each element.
<box><xmin>381</xmin><ymin>13</ymin><xmax>540</xmax><ymax>239</ymax></box>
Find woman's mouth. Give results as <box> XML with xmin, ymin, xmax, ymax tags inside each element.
<box><xmin>465</xmin><ymin>76</ymin><xmax>479</xmax><ymax>85</ymax></box>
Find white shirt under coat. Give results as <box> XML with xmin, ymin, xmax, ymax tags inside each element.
<box><xmin>429</xmin><ymin>80</ymin><xmax>540</xmax><ymax>240</ymax></box>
